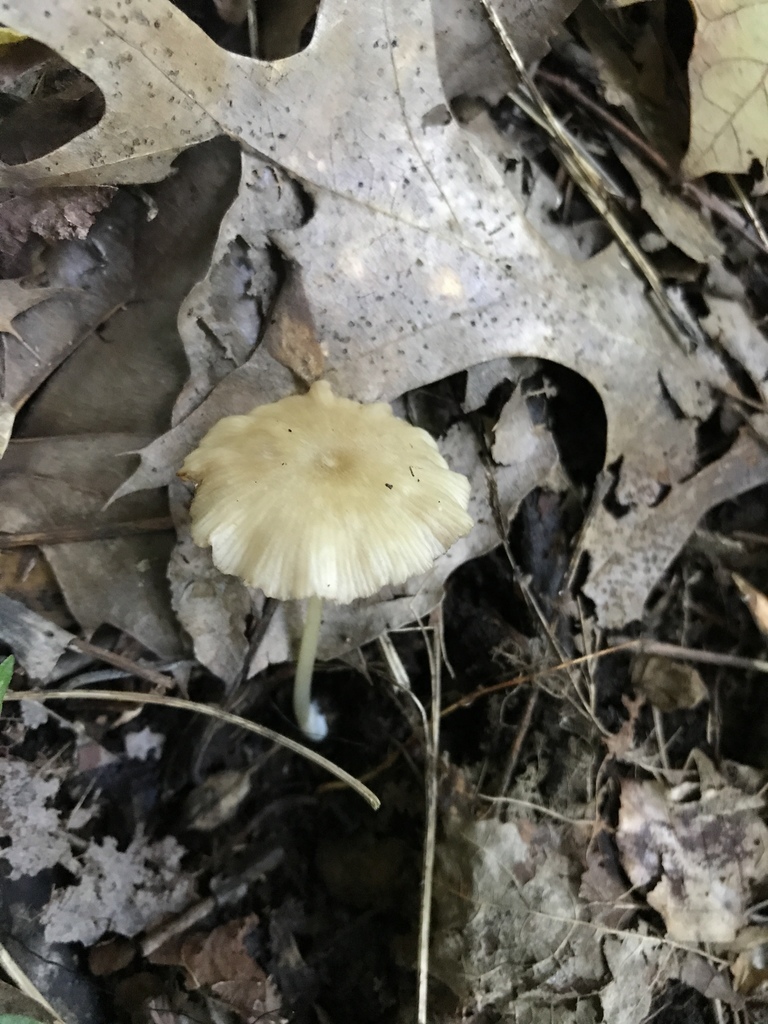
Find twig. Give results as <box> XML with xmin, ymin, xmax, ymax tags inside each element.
<box><xmin>479</xmin><ymin>0</ymin><xmax>701</xmax><ymax>353</ymax></box>
<box><xmin>68</xmin><ymin>636</ymin><xmax>176</xmax><ymax>692</ymax></box>
<box><xmin>3</xmin><ymin>689</ymin><xmax>380</xmax><ymax>809</ymax></box>
<box><xmin>141</xmin><ymin>848</ymin><xmax>283</xmax><ymax>956</ymax></box>
<box><xmin>0</xmin><ymin>517</ymin><xmax>174</xmax><ymax>549</ymax></box>
<box><xmin>440</xmin><ymin>637</ymin><xmax>768</xmax><ymax>719</ymax></box>
<box><xmin>728</xmin><ymin>174</ymin><xmax>768</xmax><ymax>252</ymax></box>
<box><xmin>535</xmin><ymin>68</ymin><xmax>768</xmax><ymax>257</ymax></box>
<box><xmin>478</xmin><ymin>793</ymin><xmax>594</xmax><ymax>827</ymax></box>
<box><xmin>417</xmin><ymin>619</ymin><xmax>442</xmax><ymax>1024</ymax></box>
<box><xmin>636</xmin><ymin>639</ymin><xmax>768</xmax><ymax>675</ymax></box>
<box><xmin>0</xmin><ymin>940</ymin><xmax>67</xmax><ymax>1024</ymax></box>
<box><xmin>497</xmin><ymin>689</ymin><xmax>538</xmax><ymax>797</ymax></box>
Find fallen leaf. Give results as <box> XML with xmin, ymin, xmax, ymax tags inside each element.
<box><xmin>0</xmin><ymin>278</ymin><xmax>63</xmax><ymax>346</ymax></box>
<box><xmin>0</xmin><ymin>979</ymin><xmax>57</xmax><ymax>1024</ymax></box>
<box><xmin>0</xmin><ymin>399</ymin><xmax>13</xmax><ymax>457</ymax></box>
<box><xmin>0</xmin><ymin>592</ymin><xmax>71</xmax><ymax>680</ymax></box>
<box><xmin>632</xmin><ymin>655</ymin><xmax>708</xmax><ymax>712</ymax></box>
<box><xmin>431</xmin><ymin>816</ymin><xmax>605</xmax><ymax>1011</ymax></box>
<box><xmin>616</xmin><ymin>778</ymin><xmax>768</xmax><ymax>943</ymax></box>
<box><xmin>684</xmin><ymin>0</ymin><xmax>768</xmax><ymax>176</ymax></box>
<box><xmin>0</xmin><ymin>547</ymin><xmax>70</xmax><ymax>627</ymax></box>
<box><xmin>616</xmin><ymin>146</ymin><xmax>723</xmax><ymax>262</ymax></box>
<box><xmin>701</xmin><ymin>295</ymin><xmax>768</xmax><ymax>407</ymax></box>
<box><xmin>0</xmin><ymin>185</ymin><xmax>115</xmax><ymax>277</ymax></box>
<box><xmin>600</xmin><ymin>933</ymin><xmax>670</xmax><ymax>1024</ymax></box>
<box><xmin>1</xmin><ymin>1</ymin><xmax>724</xmax><ymax>463</ymax></box>
<box><xmin>3</xmin><ymin>0</ymin><xmax>750</xmax><ymax>652</ymax></box>
<box><xmin>150</xmin><ymin>916</ymin><xmax>282</xmax><ymax>1022</ymax></box>
<box><xmin>730</xmin><ymin>927</ymin><xmax>768</xmax><ymax>992</ymax></box>
<box><xmin>0</xmin><ymin>434</ymin><xmax>182</xmax><ymax>658</ymax></box>
<box><xmin>262</xmin><ymin>266</ymin><xmax>324</xmax><ymax>385</ymax></box>
<box><xmin>582</xmin><ymin>427</ymin><xmax>768</xmax><ymax>627</ymax></box>
<box><xmin>577</xmin><ymin>2</ymin><xmax>688</xmax><ymax>165</ymax></box>
<box><xmin>0</xmin><ymin>755</ymin><xmax>78</xmax><ymax>879</ymax></box>
<box><xmin>41</xmin><ymin>829</ymin><xmax>196</xmax><ymax>946</ymax></box>
<box><xmin>1</xmin><ymin>193</ymin><xmax>136</xmax><ymax>415</ymax></box>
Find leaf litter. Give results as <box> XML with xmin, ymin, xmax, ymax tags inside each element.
<box><xmin>2</xmin><ymin>0</ymin><xmax>768</xmax><ymax>1021</ymax></box>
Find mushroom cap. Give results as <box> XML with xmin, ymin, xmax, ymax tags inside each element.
<box><xmin>179</xmin><ymin>381</ymin><xmax>473</xmax><ymax>603</ymax></box>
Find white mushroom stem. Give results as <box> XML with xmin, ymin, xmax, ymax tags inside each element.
<box><xmin>293</xmin><ymin>595</ymin><xmax>325</xmax><ymax>740</ymax></box>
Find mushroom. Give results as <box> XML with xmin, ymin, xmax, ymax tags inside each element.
<box><xmin>179</xmin><ymin>380</ymin><xmax>473</xmax><ymax>739</ymax></box>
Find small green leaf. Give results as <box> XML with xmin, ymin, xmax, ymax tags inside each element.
<box><xmin>0</xmin><ymin>1015</ymin><xmax>49</xmax><ymax>1024</ymax></box>
<box><xmin>0</xmin><ymin>655</ymin><xmax>14</xmax><ymax>710</ymax></box>
<box><xmin>0</xmin><ymin>655</ymin><xmax>14</xmax><ymax>705</ymax></box>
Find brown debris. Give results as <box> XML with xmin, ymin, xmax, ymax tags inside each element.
<box><xmin>150</xmin><ymin>916</ymin><xmax>282</xmax><ymax>1022</ymax></box>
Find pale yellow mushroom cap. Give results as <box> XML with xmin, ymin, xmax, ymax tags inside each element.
<box><xmin>179</xmin><ymin>381</ymin><xmax>473</xmax><ymax>603</ymax></box>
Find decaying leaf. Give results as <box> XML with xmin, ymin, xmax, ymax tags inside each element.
<box><xmin>41</xmin><ymin>829</ymin><xmax>196</xmax><ymax>946</ymax></box>
<box><xmin>616</xmin><ymin>146</ymin><xmax>723</xmax><ymax>262</ymax></box>
<box><xmin>431</xmin><ymin>817</ymin><xmax>605</xmax><ymax>1012</ymax></box>
<box><xmin>0</xmin><ymin>434</ymin><xmax>182</xmax><ymax>658</ymax></box>
<box><xmin>0</xmin><ymin>279</ymin><xmax>63</xmax><ymax>346</ymax></box>
<box><xmin>632</xmin><ymin>655</ymin><xmax>708</xmax><ymax>712</ymax></box>
<box><xmin>684</xmin><ymin>0</ymin><xmax>768</xmax><ymax>176</ymax></box>
<box><xmin>582</xmin><ymin>428</ymin><xmax>768</xmax><ymax>627</ymax></box>
<box><xmin>0</xmin><ymin>755</ymin><xmax>78</xmax><ymax>880</ymax></box>
<box><xmin>576</xmin><ymin>1</ymin><xmax>688</xmax><ymax>166</ymax></box>
<box><xmin>0</xmin><ymin>185</ymin><xmax>115</xmax><ymax>276</ymax></box>
<box><xmin>150</xmin><ymin>915</ymin><xmax>282</xmax><ymax>1022</ymax></box>
<box><xmin>599</xmin><ymin>933</ymin><xmax>670</xmax><ymax>1024</ymax></box>
<box><xmin>0</xmin><ymin>979</ymin><xmax>58</xmax><ymax>1024</ymax></box>
<box><xmin>1</xmin><ymin>193</ymin><xmax>137</xmax><ymax>415</ymax></box>
<box><xmin>616</xmin><ymin>777</ymin><xmax>768</xmax><ymax>943</ymax></box>
<box><xmin>701</xmin><ymin>294</ymin><xmax>768</xmax><ymax>407</ymax></box>
<box><xmin>262</xmin><ymin>266</ymin><xmax>324</xmax><ymax>385</ymax></box>
<box><xmin>0</xmin><ymin>592</ymin><xmax>71</xmax><ymax>680</ymax></box>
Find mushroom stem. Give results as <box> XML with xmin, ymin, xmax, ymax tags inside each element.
<box><xmin>293</xmin><ymin>594</ymin><xmax>325</xmax><ymax>740</ymax></box>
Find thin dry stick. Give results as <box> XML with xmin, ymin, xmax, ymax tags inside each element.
<box><xmin>440</xmin><ymin>637</ymin><xmax>768</xmax><ymax>718</ymax></box>
<box><xmin>68</xmin><ymin>636</ymin><xmax>177</xmax><ymax>692</ymax></box>
<box><xmin>638</xmin><ymin>639</ymin><xmax>768</xmax><ymax>674</ymax></box>
<box><xmin>0</xmin><ymin>517</ymin><xmax>173</xmax><ymax>548</ymax></box>
<box><xmin>478</xmin><ymin>793</ymin><xmax>594</xmax><ymax>827</ymax></box>
<box><xmin>0</xmin><ymin>940</ymin><xmax>67</xmax><ymax>1024</ymax></box>
<box><xmin>417</xmin><ymin>622</ymin><xmax>442</xmax><ymax>1024</ymax></box>
<box><xmin>728</xmin><ymin>174</ymin><xmax>768</xmax><ymax>253</ymax></box>
<box><xmin>497</xmin><ymin>688</ymin><xmax>538</xmax><ymax>797</ymax></box>
<box><xmin>4</xmin><ymin>689</ymin><xmax>380</xmax><ymax>810</ymax></box>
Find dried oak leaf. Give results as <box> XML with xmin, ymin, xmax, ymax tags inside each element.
<box><xmin>0</xmin><ymin>0</ymin><xmax>722</xmax><ymax>466</ymax></box>
<box><xmin>5</xmin><ymin>0</ymin><xmax>751</xmax><ymax>657</ymax></box>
